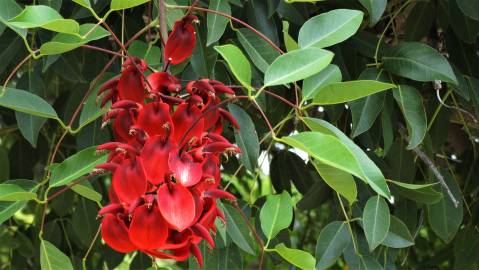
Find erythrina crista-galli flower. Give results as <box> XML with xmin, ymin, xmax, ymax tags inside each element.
<box><xmin>95</xmin><ymin>14</ymin><xmax>240</xmax><ymax>267</ymax></box>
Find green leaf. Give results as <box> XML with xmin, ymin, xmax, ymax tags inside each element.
<box><xmin>281</xmin><ymin>132</ymin><xmax>364</xmax><ymax>180</ymax></box>
<box><xmin>315</xmin><ymin>221</ymin><xmax>351</xmax><ymax>270</ymax></box>
<box><xmin>389</xmin><ymin>180</ymin><xmax>442</xmax><ymax>204</ymax></box>
<box><xmin>313</xmin><ymin>162</ymin><xmax>357</xmax><ymax>205</ymax></box>
<box><xmin>0</xmin><ymin>88</ymin><xmax>58</xmax><ymax>119</ymax></box>
<box><xmin>72</xmin><ymin>0</ymin><xmax>91</xmax><ymax>8</ymax></box>
<box><xmin>40</xmin><ymin>23</ymin><xmax>110</xmax><ymax>55</ymax></box>
<box><xmin>0</xmin><ymin>183</ymin><xmax>37</xmax><ymax>201</ymax></box>
<box><xmin>457</xmin><ymin>0</ymin><xmax>479</xmax><ymax>21</ymax></box>
<box><xmin>260</xmin><ymin>191</ymin><xmax>293</xmax><ymax>244</ymax></box>
<box><xmin>40</xmin><ymin>239</ymin><xmax>74</xmax><ymax>270</ymax></box>
<box><xmin>363</xmin><ymin>195</ymin><xmax>390</xmax><ymax>251</ymax></box>
<box><xmin>392</xmin><ymin>85</ymin><xmax>427</xmax><ymax>149</ymax></box>
<box><xmin>49</xmin><ymin>146</ymin><xmax>107</xmax><ymax>188</ymax></box>
<box><xmin>427</xmin><ymin>171</ymin><xmax>463</xmax><ymax>243</ymax></box>
<box><xmin>0</xmin><ymin>180</ymin><xmax>37</xmax><ymax>225</ymax></box>
<box><xmin>264</xmin><ymin>48</ymin><xmax>334</xmax><ymax>86</ymax></box>
<box><xmin>302</xmin><ymin>118</ymin><xmax>391</xmax><ymax>198</ymax></box>
<box><xmin>0</xmin><ymin>0</ymin><xmax>27</xmax><ymax>38</ymax></box>
<box><xmin>298</xmin><ymin>9</ymin><xmax>363</xmax><ymax>49</ymax></box>
<box><xmin>39</xmin><ymin>0</ymin><xmax>62</xmax><ymax>11</ymax></box>
<box><xmin>220</xmin><ymin>202</ymin><xmax>257</xmax><ymax>255</ymax></box>
<box><xmin>15</xmin><ymin>112</ymin><xmax>47</xmax><ymax>148</ymax></box>
<box><xmin>9</xmin><ymin>5</ymin><xmax>79</xmax><ymax>34</ymax></box>
<box><xmin>110</xmin><ymin>0</ymin><xmax>149</xmax><ymax>11</ymax></box>
<box><xmin>302</xmin><ymin>64</ymin><xmax>342</xmax><ymax>102</ymax></box>
<box><xmin>382</xmin><ymin>215</ymin><xmax>414</xmax><ymax>248</ymax></box>
<box><xmin>349</xmin><ymin>68</ymin><xmax>389</xmax><ymax>138</ymax></box>
<box><xmin>454</xmin><ymin>226</ymin><xmax>479</xmax><ymax>270</ymax></box>
<box><xmin>273</xmin><ymin>243</ymin><xmax>316</xmax><ymax>270</ymax></box>
<box><xmin>71</xmin><ymin>182</ymin><xmax>102</xmax><ymax>203</ymax></box>
<box><xmin>228</xmin><ymin>104</ymin><xmax>260</xmax><ymax>172</ymax></box>
<box><xmin>236</xmin><ymin>28</ymin><xmax>280</xmax><ymax>73</ymax></box>
<box><xmin>282</xmin><ymin>21</ymin><xmax>299</xmax><ymax>52</ymax></box>
<box><xmin>215</xmin><ymin>44</ymin><xmax>253</xmax><ymax>92</ymax></box>
<box><xmin>207</xmin><ymin>0</ymin><xmax>231</xmax><ymax>46</ymax></box>
<box><xmin>383</xmin><ymin>42</ymin><xmax>457</xmax><ymax>84</ymax></box>
<box><xmin>359</xmin><ymin>0</ymin><xmax>387</xmax><ymax>26</ymax></box>
<box><xmin>312</xmin><ymin>80</ymin><xmax>395</xmax><ymax>105</ymax></box>
<box><xmin>128</xmin><ymin>40</ymin><xmax>162</xmax><ymax>67</ymax></box>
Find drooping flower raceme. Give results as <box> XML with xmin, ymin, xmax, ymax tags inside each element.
<box><xmin>95</xmin><ymin>15</ymin><xmax>240</xmax><ymax>267</ymax></box>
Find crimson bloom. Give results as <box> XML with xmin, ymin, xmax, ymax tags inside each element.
<box><xmin>164</xmin><ymin>15</ymin><xmax>198</xmax><ymax>65</ymax></box>
<box><xmin>95</xmin><ymin>14</ymin><xmax>241</xmax><ymax>268</ymax></box>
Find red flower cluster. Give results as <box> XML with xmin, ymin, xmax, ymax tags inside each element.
<box><xmin>95</xmin><ymin>15</ymin><xmax>240</xmax><ymax>267</ymax></box>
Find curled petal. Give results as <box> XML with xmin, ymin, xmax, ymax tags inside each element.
<box><xmin>205</xmin><ymin>188</ymin><xmax>236</xmax><ymax>201</ymax></box>
<box><xmin>219</xmin><ymin>108</ymin><xmax>240</xmax><ymax>129</ymax></box>
<box><xmin>101</xmin><ymin>214</ymin><xmax>137</xmax><ymax>253</ymax></box>
<box><xmin>190</xmin><ymin>244</ymin><xmax>204</xmax><ymax>267</ymax></box>
<box><xmin>112</xmin><ymin>158</ymin><xmax>148</xmax><ymax>203</ymax></box>
<box><xmin>191</xmin><ymin>223</ymin><xmax>214</xmax><ymax>248</ymax></box>
<box><xmin>145</xmin><ymin>246</ymin><xmax>190</xmax><ymax>261</ymax></box>
<box><xmin>98</xmin><ymin>203</ymin><xmax>124</xmax><ymax>216</ymax></box>
<box><xmin>203</xmin><ymin>141</ymin><xmax>240</xmax><ymax>154</ymax></box>
<box><xmin>129</xmin><ymin>204</ymin><xmax>168</xmax><ymax>250</ymax></box>
<box><xmin>157</xmin><ymin>183</ymin><xmax>195</xmax><ymax>232</ymax></box>
<box><xmin>169</xmin><ymin>151</ymin><xmax>202</xmax><ymax>187</ymax></box>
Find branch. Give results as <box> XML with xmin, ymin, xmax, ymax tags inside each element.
<box><xmin>159</xmin><ymin>0</ymin><xmax>168</xmax><ymax>67</ymax></box>
<box><xmin>399</xmin><ymin>124</ymin><xmax>460</xmax><ymax>208</ymax></box>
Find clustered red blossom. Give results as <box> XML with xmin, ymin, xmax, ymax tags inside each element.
<box><xmin>95</xmin><ymin>15</ymin><xmax>240</xmax><ymax>267</ymax></box>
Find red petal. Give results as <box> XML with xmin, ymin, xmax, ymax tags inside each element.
<box><xmin>157</xmin><ymin>183</ymin><xmax>195</xmax><ymax>231</ymax></box>
<box><xmin>172</xmin><ymin>103</ymin><xmax>204</xmax><ymax>144</ymax></box>
<box><xmin>192</xmin><ymin>223</ymin><xmax>214</xmax><ymax>248</ymax></box>
<box><xmin>136</xmin><ymin>102</ymin><xmax>173</xmax><ymax>138</ymax></box>
<box><xmin>141</xmin><ymin>136</ymin><xmax>176</xmax><ymax>185</ymax></box>
<box><xmin>129</xmin><ymin>204</ymin><xmax>168</xmax><ymax>250</ymax></box>
<box><xmin>147</xmin><ymin>72</ymin><xmax>180</xmax><ymax>93</ymax></box>
<box><xmin>145</xmin><ymin>245</ymin><xmax>190</xmax><ymax>261</ymax></box>
<box><xmin>169</xmin><ymin>151</ymin><xmax>202</xmax><ymax>187</ymax></box>
<box><xmin>165</xmin><ymin>16</ymin><xmax>197</xmax><ymax>65</ymax></box>
<box><xmin>113</xmin><ymin>110</ymin><xmax>135</xmax><ymax>142</ymax></box>
<box><xmin>118</xmin><ymin>66</ymin><xmax>145</xmax><ymax>103</ymax></box>
<box><xmin>98</xmin><ymin>203</ymin><xmax>124</xmax><ymax>216</ymax></box>
<box><xmin>101</xmin><ymin>214</ymin><xmax>137</xmax><ymax>253</ymax></box>
<box><xmin>190</xmin><ymin>244</ymin><xmax>204</xmax><ymax>267</ymax></box>
<box><xmin>112</xmin><ymin>158</ymin><xmax>147</xmax><ymax>203</ymax></box>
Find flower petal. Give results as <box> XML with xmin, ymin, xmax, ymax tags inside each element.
<box><xmin>136</xmin><ymin>102</ymin><xmax>173</xmax><ymax>138</ymax></box>
<box><xmin>157</xmin><ymin>183</ymin><xmax>195</xmax><ymax>231</ymax></box>
<box><xmin>172</xmin><ymin>103</ymin><xmax>204</xmax><ymax>145</ymax></box>
<box><xmin>168</xmin><ymin>151</ymin><xmax>202</xmax><ymax>187</ymax></box>
<box><xmin>165</xmin><ymin>15</ymin><xmax>197</xmax><ymax>65</ymax></box>
<box><xmin>129</xmin><ymin>204</ymin><xmax>168</xmax><ymax>250</ymax></box>
<box><xmin>101</xmin><ymin>214</ymin><xmax>137</xmax><ymax>253</ymax></box>
<box><xmin>141</xmin><ymin>136</ymin><xmax>176</xmax><ymax>185</ymax></box>
<box><xmin>112</xmin><ymin>158</ymin><xmax>147</xmax><ymax>203</ymax></box>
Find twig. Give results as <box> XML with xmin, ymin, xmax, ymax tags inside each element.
<box><xmin>168</xmin><ymin>5</ymin><xmax>283</xmax><ymax>54</ymax></box>
<box><xmin>399</xmin><ymin>124</ymin><xmax>460</xmax><ymax>207</ymax></box>
<box><xmin>82</xmin><ymin>225</ymin><xmax>102</xmax><ymax>270</ymax></box>
<box><xmin>231</xmin><ymin>203</ymin><xmax>265</xmax><ymax>270</ymax></box>
<box><xmin>159</xmin><ymin>0</ymin><xmax>168</xmax><ymax>67</ymax></box>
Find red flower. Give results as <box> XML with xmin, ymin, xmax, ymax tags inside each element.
<box><xmin>95</xmin><ymin>14</ymin><xmax>242</xmax><ymax>268</ymax></box>
<box><xmin>164</xmin><ymin>15</ymin><xmax>198</xmax><ymax>65</ymax></box>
